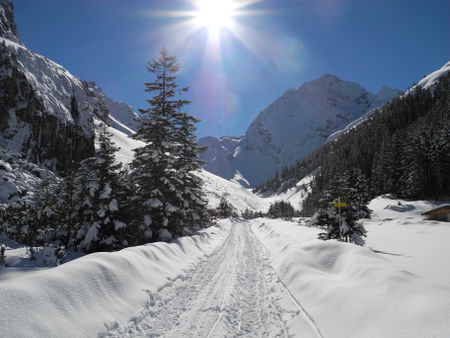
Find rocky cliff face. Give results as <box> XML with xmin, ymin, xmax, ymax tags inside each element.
<box><xmin>200</xmin><ymin>75</ymin><xmax>401</xmax><ymax>187</ymax></box>
<box><xmin>0</xmin><ymin>0</ymin><xmax>138</xmax><ymax>172</ymax></box>
<box><xmin>0</xmin><ymin>0</ymin><xmax>19</xmax><ymax>44</ymax></box>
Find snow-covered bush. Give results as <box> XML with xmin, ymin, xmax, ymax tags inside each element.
<box><xmin>27</xmin><ymin>245</ymin><xmax>68</xmax><ymax>266</ymax></box>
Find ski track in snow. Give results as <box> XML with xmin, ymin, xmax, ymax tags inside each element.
<box><xmin>101</xmin><ymin>222</ymin><xmax>319</xmax><ymax>338</ymax></box>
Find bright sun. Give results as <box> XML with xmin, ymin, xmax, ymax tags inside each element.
<box><xmin>195</xmin><ymin>0</ymin><xmax>236</xmax><ymax>32</ymax></box>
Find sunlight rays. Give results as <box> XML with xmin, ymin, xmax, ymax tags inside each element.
<box><xmin>194</xmin><ymin>0</ymin><xmax>236</xmax><ymax>33</ymax></box>
<box><xmin>139</xmin><ymin>0</ymin><xmax>307</xmax><ymax>132</ymax></box>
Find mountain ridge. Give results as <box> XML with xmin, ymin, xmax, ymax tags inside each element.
<box><xmin>0</xmin><ymin>0</ymin><xmax>139</xmax><ymax>171</ymax></box>
<box><xmin>200</xmin><ymin>74</ymin><xmax>401</xmax><ymax>187</ymax></box>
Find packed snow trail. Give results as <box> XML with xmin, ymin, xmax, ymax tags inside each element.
<box><xmin>101</xmin><ymin>222</ymin><xmax>320</xmax><ymax>337</ymax></box>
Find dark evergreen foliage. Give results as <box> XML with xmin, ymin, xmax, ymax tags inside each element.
<box><xmin>267</xmin><ymin>201</ymin><xmax>296</xmax><ymax>219</ymax></box>
<box><xmin>310</xmin><ymin>170</ymin><xmax>368</xmax><ymax>245</ymax></box>
<box><xmin>255</xmin><ymin>73</ymin><xmax>450</xmax><ymax>216</ymax></box>
<box><xmin>74</xmin><ymin>126</ymin><xmax>129</xmax><ymax>252</ymax></box>
<box><xmin>216</xmin><ymin>195</ymin><xmax>236</xmax><ymax>218</ymax></box>
<box><xmin>130</xmin><ymin>49</ymin><xmax>208</xmax><ymax>241</ymax></box>
<box><xmin>241</xmin><ymin>208</ymin><xmax>264</xmax><ymax>219</ymax></box>
<box><xmin>1</xmin><ymin>127</ymin><xmax>130</xmax><ymax>253</ymax></box>
<box><xmin>0</xmin><ymin>50</ymin><xmax>210</xmax><ymax>255</ymax></box>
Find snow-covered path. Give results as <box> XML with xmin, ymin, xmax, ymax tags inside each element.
<box><xmin>103</xmin><ymin>222</ymin><xmax>320</xmax><ymax>338</ymax></box>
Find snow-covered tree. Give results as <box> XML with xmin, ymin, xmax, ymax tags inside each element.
<box><xmin>53</xmin><ymin>170</ymin><xmax>79</xmax><ymax>249</ymax></box>
<box><xmin>75</xmin><ymin>126</ymin><xmax>128</xmax><ymax>252</ymax></box>
<box><xmin>130</xmin><ymin>49</ymin><xmax>208</xmax><ymax>242</ymax></box>
<box><xmin>314</xmin><ymin>173</ymin><xmax>367</xmax><ymax>245</ymax></box>
<box><xmin>217</xmin><ymin>195</ymin><xmax>236</xmax><ymax>218</ymax></box>
<box><xmin>171</xmin><ymin>112</ymin><xmax>209</xmax><ymax>233</ymax></box>
<box><xmin>267</xmin><ymin>201</ymin><xmax>296</xmax><ymax>219</ymax></box>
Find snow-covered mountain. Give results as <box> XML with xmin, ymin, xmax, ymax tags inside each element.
<box><xmin>0</xmin><ymin>0</ymin><xmax>268</xmax><ymax>213</ymax></box>
<box><xmin>200</xmin><ymin>75</ymin><xmax>401</xmax><ymax>187</ymax></box>
<box><xmin>327</xmin><ymin>60</ymin><xmax>450</xmax><ymax>143</ymax></box>
<box><xmin>0</xmin><ymin>0</ymin><xmax>138</xmax><ymax>171</ymax></box>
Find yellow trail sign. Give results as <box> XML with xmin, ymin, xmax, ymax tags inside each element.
<box><xmin>332</xmin><ymin>202</ymin><xmax>348</xmax><ymax>207</ymax></box>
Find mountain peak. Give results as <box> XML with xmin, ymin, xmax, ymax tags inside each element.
<box><xmin>376</xmin><ymin>85</ymin><xmax>402</xmax><ymax>101</ymax></box>
<box><xmin>318</xmin><ymin>73</ymin><xmax>341</xmax><ymax>81</ymax></box>
<box><xmin>0</xmin><ymin>0</ymin><xmax>20</xmax><ymax>44</ymax></box>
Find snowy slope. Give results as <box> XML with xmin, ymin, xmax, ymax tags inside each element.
<box><xmin>106</xmin><ymin>114</ymin><xmax>310</xmax><ymax>214</ymax></box>
<box><xmin>409</xmin><ymin>60</ymin><xmax>450</xmax><ymax>93</ymax></box>
<box><xmin>0</xmin><ymin>0</ymin><xmax>139</xmax><ymax>170</ymax></box>
<box><xmin>252</xmin><ymin>206</ymin><xmax>450</xmax><ymax>337</ymax></box>
<box><xmin>200</xmin><ymin>75</ymin><xmax>400</xmax><ymax>187</ymax></box>
<box><xmin>262</xmin><ymin>174</ymin><xmax>314</xmax><ymax>210</ymax></box>
<box><xmin>105</xmin><ymin>119</ymin><xmax>271</xmax><ymax>213</ymax></box>
<box><xmin>327</xmin><ymin>60</ymin><xmax>450</xmax><ymax>143</ymax></box>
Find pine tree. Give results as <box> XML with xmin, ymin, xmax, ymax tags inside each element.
<box><xmin>267</xmin><ymin>201</ymin><xmax>295</xmax><ymax>219</ymax></box>
<box><xmin>130</xmin><ymin>49</ymin><xmax>208</xmax><ymax>242</ymax></box>
<box><xmin>314</xmin><ymin>173</ymin><xmax>367</xmax><ymax>245</ymax></box>
<box><xmin>217</xmin><ymin>195</ymin><xmax>235</xmax><ymax>218</ymax></box>
<box><xmin>76</xmin><ymin>126</ymin><xmax>128</xmax><ymax>252</ymax></box>
<box><xmin>54</xmin><ymin>170</ymin><xmax>79</xmax><ymax>249</ymax></box>
<box><xmin>171</xmin><ymin>109</ymin><xmax>209</xmax><ymax>233</ymax></box>
<box><xmin>33</xmin><ymin>178</ymin><xmax>59</xmax><ymax>244</ymax></box>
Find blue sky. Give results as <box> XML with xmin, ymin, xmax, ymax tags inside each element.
<box><xmin>13</xmin><ymin>0</ymin><xmax>450</xmax><ymax>138</ymax></box>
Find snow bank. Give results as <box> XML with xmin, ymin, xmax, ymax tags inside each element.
<box><xmin>252</xmin><ymin>218</ymin><xmax>450</xmax><ymax>337</ymax></box>
<box><xmin>0</xmin><ymin>220</ymin><xmax>232</xmax><ymax>338</ymax></box>
<box><xmin>364</xmin><ymin>196</ymin><xmax>450</xmax><ymax>286</ymax></box>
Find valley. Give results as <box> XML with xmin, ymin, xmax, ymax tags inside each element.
<box><xmin>1</xmin><ymin>0</ymin><xmax>450</xmax><ymax>337</ymax></box>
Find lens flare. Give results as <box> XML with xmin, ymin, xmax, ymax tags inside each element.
<box><xmin>195</xmin><ymin>0</ymin><xmax>236</xmax><ymax>33</ymax></box>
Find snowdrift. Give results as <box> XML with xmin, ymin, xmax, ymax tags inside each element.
<box><xmin>252</xmin><ymin>218</ymin><xmax>450</xmax><ymax>338</ymax></box>
<box><xmin>0</xmin><ymin>220</ymin><xmax>232</xmax><ymax>338</ymax></box>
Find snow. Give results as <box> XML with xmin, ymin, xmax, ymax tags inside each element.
<box><xmin>97</xmin><ymin>118</ymin><xmax>144</xmax><ymax>164</ymax></box>
<box><xmin>104</xmin><ymin>116</ymin><xmax>273</xmax><ymax>213</ymax></box>
<box><xmin>252</xmin><ymin>213</ymin><xmax>450</xmax><ymax>337</ymax></box>
<box><xmin>0</xmin><ymin>34</ymin><xmax>141</xmax><ymax>162</ymax></box>
<box><xmin>327</xmin><ymin>60</ymin><xmax>450</xmax><ymax>143</ymax></box>
<box><xmin>364</xmin><ymin>196</ymin><xmax>450</xmax><ymax>286</ymax></box>
<box><xmin>0</xmin><ymin>236</ymin><xmax>83</xmax><ymax>274</ymax></box>
<box><xmin>412</xmin><ymin>60</ymin><xmax>450</xmax><ymax>92</ymax></box>
<box><xmin>199</xmin><ymin>169</ymin><xmax>270</xmax><ymax>212</ymax></box>
<box><xmin>200</xmin><ymin>75</ymin><xmax>400</xmax><ymax>187</ymax></box>
<box><xmin>262</xmin><ymin>173</ymin><xmax>314</xmax><ymax>210</ymax></box>
<box><xmin>2</xmin><ymin>197</ymin><xmax>450</xmax><ymax>337</ymax></box>
<box><xmin>0</xmin><ymin>148</ymin><xmax>56</xmax><ymax>204</ymax></box>
<box><xmin>2</xmin><ymin>3</ymin><xmax>449</xmax><ymax>335</ymax></box>
<box><xmin>0</xmin><ymin>220</ymin><xmax>233</xmax><ymax>338</ymax></box>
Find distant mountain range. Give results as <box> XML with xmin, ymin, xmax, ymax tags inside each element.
<box><xmin>199</xmin><ymin>74</ymin><xmax>401</xmax><ymax>187</ymax></box>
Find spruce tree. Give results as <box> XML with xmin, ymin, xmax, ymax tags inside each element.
<box><xmin>54</xmin><ymin>170</ymin><xmax>79</xmax><ymax>249</ymax></box>
<box><xmin>217</xmin><ymin>195</ymin><xmax>235</xmax><ymax>218</ymax></box>
<box><xmin>171</xmin><ymin>109</ymin><xmax>209</xmax><ymax>233</ymax></box>
<box><xmin>130</xmin><ymin>49</ymin><xmax>208</xmax><ymax>241</ymax></box>
<box><xmin>76</xmin><ymin>126</ymin><xmax>127</xmax><ymax>252</ymax></box>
